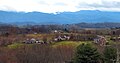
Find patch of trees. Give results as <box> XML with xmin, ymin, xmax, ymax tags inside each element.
<box><xmin>103</xmin><ymin>46</ymin><xmax>117</xmax><ymax>63</ymax></box>
<box><xmin>0</xmin><ymin>44</ymin><xmax>75</xmax><ymax>63</ymax></box>
<box><xmin>0</xmin><ymin>43</ymin><xmax>118</xmax><ymax>63</ymax></box>
<box><xmin>70</xmin><ymin>34</ymin><xmax>96</xmax><ymax>41</ymax></box>
<box><xmin>73</xmin><ymin>44</ymin><xmax>117</xmax><ymax>63</ymax></box>
<box><xmin>73</xmin><ymin>44</ymin><xmax>101</xmax><ymax>63</ymax></box>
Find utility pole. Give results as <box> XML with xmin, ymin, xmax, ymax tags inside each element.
<box><xmin>116</xmin><ymin>35</ymin><xmax>119</xmax><ymax>63</ymax></box>
<box><xmin>116</xmin><ymin>48</ymin><xmax>119</xmax><ymax>63</ymax></box>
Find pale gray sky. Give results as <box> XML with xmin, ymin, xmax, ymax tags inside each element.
<box><xmin>0</xmin><ymin>0</ymin><xmax>120</xmax><ymax>13</ymax></box>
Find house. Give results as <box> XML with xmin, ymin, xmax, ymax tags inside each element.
<box><xmin>111</xmin><ymin>29</ymin><xmax>120</xmax><ymax>35</ymax></box>
<box><xmin>51</xmin><ymin>30</ymin><xmax>64</xmax><ymax>33</ymax></box>
<box><xmin>23</xmin><ymin>38</ymin><xmax>44</xmax><ymax>44</ymax></box>
<box><xmin>53</xmin><ymin>35</ymin><xmax>70</xmax><ymax>42</ymax></box>
<box><xmin>0</xmin><ymin>29</ymin><xmax>9</xmax><ymax>36</ymax></box>
<box><xmin>110</xmin><ymin>36</ymin><xmax>120</xmax><ymax>41</ymax></box>
<box><xmin>94</xmin><ymin>35</ymin><xmax>107</xmax><ymax>46</ymax></box>
<box><xmin>31</xmin><ymin>38</ymin><xmax>36</xmax><ymax>43</ymax></box>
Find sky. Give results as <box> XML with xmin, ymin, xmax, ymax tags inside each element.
<box><xmin>0</xmin><ymin>0</ymin><xmax>120</xmax><ymax>13</ymax></box>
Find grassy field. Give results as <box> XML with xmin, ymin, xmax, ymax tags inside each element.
<box><xmin>7</xmin><ymin>43</ymin><xmax>34</xmax><ymax>49</ymax></box>
<box><xmin>7</xmin><ymin>41</ymin><xmax>93</xmax><ymax>49</ymax></box>
<box><xmin>7</xmin><ymin>43</ymin><xmax>25</xmax><ymax>49</ymax></box>
<box><xmin>52</xmin><ymin>41</ymin><xmax>93</xmax><ymax>47</ymax></box>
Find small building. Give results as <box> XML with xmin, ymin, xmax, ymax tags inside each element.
<box><xmin>0</xmin><ymin>30</ymin><xmax>9</xmax><ymax>36</ymax></box>
<box><xmin>111</xmin><ymin>29</ymin><xmax>120</xmax><ymax>35</ymax></box>
<box><xmin>94</xmin><ymin>35</ymin><xmax>107</xmax><ymax>46</ymax></box>
<box><xmin>53</xmin><ymin>35</ymin><xmax>70</xmax><ymax>42</ymax></box>
<box><xmin>51</xmin><ymin>30</ymin><xmax>64</xmax><ymax>33</ymax></box>
<box><xmin>23</xmin><ymin>38</ymin><xmax>44</xmax><ymax>44</ymax></box>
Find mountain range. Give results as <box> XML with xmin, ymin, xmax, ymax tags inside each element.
<box><xmin>0</xmin><ymin>10</ymin><xmax>120</xmax><ymax>24</ymax></box>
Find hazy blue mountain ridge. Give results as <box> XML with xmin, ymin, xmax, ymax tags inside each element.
<box><xmin>0</xmin><ymin>10</ymin><xmax>120</xmax><ymax>24</ymax></box>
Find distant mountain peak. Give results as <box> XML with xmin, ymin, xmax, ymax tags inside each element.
<box><xmin>0</xmin><ymin>10</ymin><xmax>120</xmax><ymax>24</ymax></box>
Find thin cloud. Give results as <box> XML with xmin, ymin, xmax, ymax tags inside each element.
<box><xmin>0</xmin><ymin>0</ymin><xmax>120</xmax><ymax>13</ymax></box>
<box><xmin>0</xmin><ymin>5</ymin><xmax>16</xmax><ymax>11</ymax></box>
<box><xmin>79</xmin><ymin>1</ymin><xmax>120</xmax><ymax>8</ymax></box>
<box><xmin>77</xmin><ymin>0</ymin><xmax>120</xmax><ymax>11</ymax></box>
<box><xmin>54</xmin><ymin>3</ymin><xmax>68</xmax><ymax>6</ymax></box>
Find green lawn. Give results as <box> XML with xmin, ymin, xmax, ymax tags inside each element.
<box><xmin>7</xmin><ymin>43</ymin><xmax>34</xmax><ymax>49</ymax></box>
<box><xmin>8</xmin><ymin>43</ymin><xmax>25</xmax><ymax>49</ymax></box>
<box><xmin>52</xmin><ymin>41</ymin><xmax>93</xmax><ymax>47</ymax></box>
<box><xmin>7</xmin><ymin>41</ymin><xmax>93</xmax><ymax>49</ymax></box>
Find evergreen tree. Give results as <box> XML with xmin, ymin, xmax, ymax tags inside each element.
<box><xmin>103</xmin><ymin>46</ymin><xmax>117</xmax><ymax>63</ymax></box>
<box><xmin>73</xmin><ymin>44</ymin><xmax>101</xmax><ymax>63</ymax></box>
